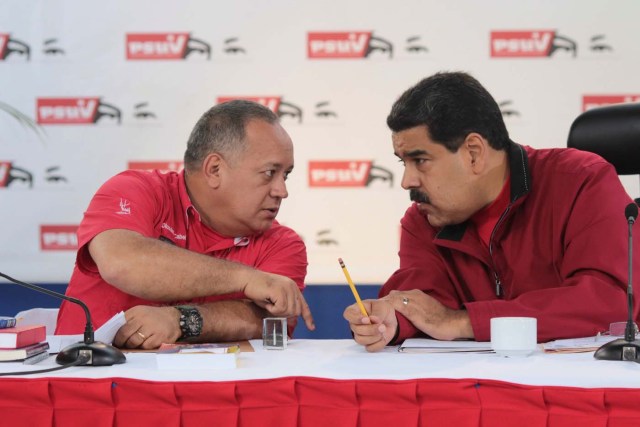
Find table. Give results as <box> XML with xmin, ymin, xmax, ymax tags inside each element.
<box><xmin>1</xmin><ymin>339</ymin><xmax>640</xmax><ymax>427</ymax></box>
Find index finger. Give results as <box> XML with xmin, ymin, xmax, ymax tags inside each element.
<box><xmin>298</xmin><ymin>293</ymin><xmax>315</xmax><ymax>330</ymax></box>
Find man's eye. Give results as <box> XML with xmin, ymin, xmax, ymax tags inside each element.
<box><xmin>264</xmin><ymin>170</ymin><xmax>275</xmax><ymax>178</ymax></box>
<box><xmin>284</xmin><ymin>171</ymin><xmax>291</xmax><ymax>181</ymax></box>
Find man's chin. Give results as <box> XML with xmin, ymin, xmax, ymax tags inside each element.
<box><xmin>252</xmin><ymin>220</ymin><xmax>275</xmax><ymax>234</ymax></box>
<box><xmin>426</xmin><ymin>213</ymin><xmax>467</xmax><ymax>228</ymax></box>
<box><xmin>421</xmin><ymin>210</ymin><xmax>453</xmax><ymax>228</ymax></box>
<box><xmin>426</xmin><ymin>215</ymin><xmax>445</xmax><ymax>228</ymax></box>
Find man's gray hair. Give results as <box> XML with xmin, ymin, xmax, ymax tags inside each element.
<box><xmin>184</xmin><ymin>100</ymin><xmax>279</xmax><ymax>171</ymax></box>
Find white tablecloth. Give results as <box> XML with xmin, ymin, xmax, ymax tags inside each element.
<box><xmin>3</xmin><ymin>339</ymin><xmax>639</xmax><ymax>388</ymax></box>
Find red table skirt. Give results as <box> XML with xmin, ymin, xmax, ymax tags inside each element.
<box><xmin>1</xmin><ymin>376</ymin><xmax>639</xmax><ymax>427</ymax></box>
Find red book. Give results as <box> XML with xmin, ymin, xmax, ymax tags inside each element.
<box><xmin>0</xmin><ymin>325</ymin><xmax>46</xmax><ymax>349</ymax></box>
<box><xmin>0</xmin><ymin>342</ymin><xmax>50</xmax><ymax>361</ymax></box>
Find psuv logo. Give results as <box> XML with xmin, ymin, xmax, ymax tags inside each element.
<box><xmin>307</xmin><ymin>32</ymin><xmax>393</xmax><ymax>59</ymax></box>
<box><xmin>308</xmin><ymin>161</ymin><xmax>394</xmax><ymax>188</ymax></box>
<box><xmin>126</xmin><ymin>33</ymin><xmax>211</xmax><ymax>60</ymax></box>
<box><xmin>217</xmin><ymin>96</ymin><xmax>339</xmax><ymax>124</ymax></box>
<box><xmin>218</xmin><ymin>96</ymin><xmax>283</xmax><ymax>114</ymax></box>
<box><xmin>0</xmin><ymin>162</ymin><xmax>68</xmax><ymax>189</ymax></box>
<box><xmin>0</xmin><ymin>33</ymin><xmax>30</xmax><ymax>61</ymax></box>
<box><xmin>217</xmin><ymin>96</ymin><xmax>306</xmax><ymax>123</ymax></box>
<box><xmin>128</xmin><ymin>161</ymin><xmax>184</xmax><ymax>172</ymax></box>
<box><xmin>582</xmin><ymin>95</ymin><xmax>640</xmax><ymax>112</ymax></box>
<box><xmin>37</xmin><ymin>97</ymin><xmax>121</xmax><ymax>125</ymax></box>
<box><xmin>40</xmin><ymin>225</ymin><xmax>78</xmax><ymax>251</ymax></box>
<box><xmin>0</xmin><ymin>161</ymin><xmax>32</xmax><ymax>188</ymax></box>
<box><xmin>490</xmin><ymin>30</ymin><xmax>577</xmax><ymax>58</ymax></box>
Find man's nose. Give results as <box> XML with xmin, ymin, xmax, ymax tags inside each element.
<box><xmin>400</xmin><ymin>167</ymin><xmax>419</xmax><ymax>190</ymax></box>
<box><xmin>271</xmin><ymin>176</ymin><xmax>288</xmax><ymax>199</ymax></box>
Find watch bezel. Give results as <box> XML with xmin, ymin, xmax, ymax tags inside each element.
<box><xmin>175</xmin><ymin>305</ymin><xmax>203</xmax><ymax>340</ymax></box>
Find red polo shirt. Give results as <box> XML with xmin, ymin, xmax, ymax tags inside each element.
<box><xmin>470</xmin><ymin>176</ymin><xmax>511</xmax><ymax>248</ymax></box>
<box><xmin>55</xmin><ymin>169</ymin><xmax>307</xmax><ymax>334</ymax></box>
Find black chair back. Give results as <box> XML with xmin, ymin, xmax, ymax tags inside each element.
<box><xmin>567</xmin><ymin>103</ymin><xmax>640</xmax><ymax>176</ymax></box>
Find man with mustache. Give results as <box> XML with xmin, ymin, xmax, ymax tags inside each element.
<box><xmin>344</xmin><ymin>72</ymin><xmax>639</xmax><ymax>351</ymax></box>
<box><xmin>56</xmin><ymin>100</ymin><xmax>315</xmax><ymax>348</ymax></box>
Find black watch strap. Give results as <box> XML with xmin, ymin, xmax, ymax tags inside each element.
<box><xmin>175</xmin><ymin>305</ymin><xmax>203</xmax><ymax>341</ymax></box>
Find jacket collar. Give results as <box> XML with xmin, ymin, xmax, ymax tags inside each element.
<box><xmin>507</xmin><ymin>141</ymin><xmax>531</xmax><ymax>204</ymax></box>
<box><xmin>436</xmin><ymin>141</ymin><xmax>531</xmax><ymax>242</ymax></box>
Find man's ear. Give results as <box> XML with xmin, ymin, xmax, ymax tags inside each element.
<box><xmin>463</xmin><ymin>133</ymin><xmax>488</xmax><ymax>174</ymax></box>
<box><xmin>202</xmin><ymin>153</ymin><xmax>223</xmax><ymax>188</ymax></box>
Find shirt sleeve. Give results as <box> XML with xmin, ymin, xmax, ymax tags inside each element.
<box><xmin>253</xmin><ymin>226</ymin><xmax>308</xmax><ymax>292</ymax></box>
<box><xmin>76</xmin><ymin>171</ymin><xmax>161</xmax><ymax>275</ymax></box>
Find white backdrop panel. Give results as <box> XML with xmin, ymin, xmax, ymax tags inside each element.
<box><xmin>1</xmin><ymin>0</ymin><xmax>639</xmax><ymax>284</ymax></box>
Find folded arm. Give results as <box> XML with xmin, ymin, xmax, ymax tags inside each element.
<box><xmin>90</xmin><ymin>229</ymin><xmax>313</xmax><ymax>329</ymax></box>
<box><xmin>114</xmin><ymin>299</ymin><xmax>270</xmax><ymax>349</ymax></box>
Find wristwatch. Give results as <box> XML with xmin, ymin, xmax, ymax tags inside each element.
<box><xmin>175</xmin><ymin>305</ymin><xmax>203</xmax><ymax>341</ymax></box>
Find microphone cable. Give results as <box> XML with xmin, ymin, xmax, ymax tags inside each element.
<box><xmin>0</xmin><ymin>352</ymin><xmax>91</xmax><ymax>376</ymax></box>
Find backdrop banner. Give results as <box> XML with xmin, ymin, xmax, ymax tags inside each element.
<box><xmin>1</xmin><ymin>0</ymin><xmax>639</xmax><ymax>285</ymax></box>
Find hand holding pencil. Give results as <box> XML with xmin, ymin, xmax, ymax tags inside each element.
<box><xmin>341</xmin><ymin>258</ymin><xmax>399</xmax><ymax>352</ymax></box>
<box><xmin>338</xmin><ymin>258</ymin><xmax>369</xmax><ymax>317</ymax></box>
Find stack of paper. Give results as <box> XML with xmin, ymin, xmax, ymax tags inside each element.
<box><xmin>156</xmin><ymin>343</ymin><xmax>241</xmax><ymax>370</ymax></box>
<box><xmin>543</xmin><ymin>335</ymin><xmax>617</xmax><ymax>353</ymax></box>
<box><xmin>399</xmin><ymin>338</ymin><xmax>493</xmax><ymax>353</ymax></box>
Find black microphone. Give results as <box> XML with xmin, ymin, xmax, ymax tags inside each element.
<box><xmin>594</xmin><ymin>202</ymin><xmax>640</xmax><ymax>361</ymax></box>
<box><xmin>0</xmin><ymin>271</ymin><xmax>125</xmax><ymax>366</ymax></box>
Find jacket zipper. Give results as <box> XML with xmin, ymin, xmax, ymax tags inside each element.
<box><xmin>489</xmin><ymin>205</ymin><xmax>511</xmax><ymax>298</ymax></box>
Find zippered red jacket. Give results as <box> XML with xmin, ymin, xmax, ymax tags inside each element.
<box><xmin>381</xmin><ymin>143</ymin><xmax>640</xmax><ymax>342</ymax></box>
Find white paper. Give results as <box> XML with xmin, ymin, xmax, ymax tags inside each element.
<box><xmin>94</xmin><ymin>311</ymin><xmax>126</xmax><ymax>343</ymax></box>
<box><xmin>46</xmin><ymin>311</ymin><xmax>126</xmax><ymax>353</ymax></box>
<box><xmin>14</xmin><ymin>307</ymin><xmax>60</xmax><ymax>335</ymax></box>
<box><xmin>399</xmin><ymin>338</ymin><xmax>493</xmax><ymax>353</ymax></box>
<box><xmin>543</xmin><ymin>334</ymin><xmax>617</xmax><ymax>351</ymax></box>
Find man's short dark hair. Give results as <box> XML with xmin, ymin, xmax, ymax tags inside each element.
<box><xmin>184</xmin><ymin>100</ymin><xmax>279</xmax><ymax>171</ymax></box>
<box><xmin>386</xmin><ymin>71</ymin><xmax>511</xmax><ymax>152</ymax></box>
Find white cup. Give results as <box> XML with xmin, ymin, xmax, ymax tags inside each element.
<box><xmin>490</xmin><ymin>317</ymin><xmax>537</xmax><ymax>357</ymax></box>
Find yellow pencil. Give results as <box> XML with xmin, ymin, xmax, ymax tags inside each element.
<box><xmin>338</xmin><ymin>258</ymin><xmax>369</xmax><ymax>316</ymax></box>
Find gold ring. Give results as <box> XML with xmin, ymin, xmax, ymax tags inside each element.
<box><xmin>402</xmin><ymin>297</ymin><xmax>409</xmax><ymax>306</ymax></box>
<box><xmin>137</xmin><ymin>331</ymin><xmax>146</xmax><ymax>340</ymax></box>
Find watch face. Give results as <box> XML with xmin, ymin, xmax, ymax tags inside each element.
<box><xmin>178</xmin><ymin>306</ymin><xmax>203</xmax><ymax>339</ymax></box>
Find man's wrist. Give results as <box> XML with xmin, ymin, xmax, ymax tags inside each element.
<box><xmin>388</xmin><ymin>313</ymin><xmax>401</xmax><ymax>345</ymax></box>
<box><xmin>455</xmin><ymin>309</ymin><xmax>474</xmax><ymax>339</ymax></box>
<box><xmin>175</xmin><ymin>305</ymin><xmax>203</xmax><ymax>341</ymax></box>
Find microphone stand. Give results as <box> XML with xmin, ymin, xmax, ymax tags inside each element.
<box><xmin>594</xmin><ymin>206</ymin><xmax>640</xmax><ymax>361</ymax></box>
<box><xmin>0</xmin><ymin>272</ymin><xmax>125</xmax><ymax>366</ymax></box>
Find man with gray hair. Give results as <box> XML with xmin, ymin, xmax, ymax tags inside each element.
<box><xmin>56</xmin><ymin>100</ymin><xmax>315</xmax><ymax>348</ymax></box>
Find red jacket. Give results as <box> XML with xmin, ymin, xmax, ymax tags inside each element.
<box><xmin>381</xmin><ymin>143</ymin><xmax>640</xmax><ymax>342</ymax></box>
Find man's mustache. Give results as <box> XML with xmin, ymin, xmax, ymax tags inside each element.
<box><xmin>410</xmin><ymin>189</ymin><xmax>429</xmax><ymax>204</ymax></box>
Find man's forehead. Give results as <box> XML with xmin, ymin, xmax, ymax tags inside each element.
<box><xmin>261</xmin><ymin>160</ymin><xmax>293</xmax><ymax>169</ymax></box>
<box><xmin>393</xmin><ymin>124</ymin><xmax>429</xmax><ymax>141</ymax></box>
<box><xmin>247</xmin><ymin>146</ymin><xmax>294</xmax><ymax>167</ymax></box>
<box><xmin>393</xmin><ymin>128</ymin><xmax>432</xmax><ymax>156</ymax></box>
<box><xmin>395</xmin><ymin>148</ymin><xmax>430</xmax><ymax>159</ymax></box>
